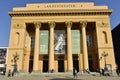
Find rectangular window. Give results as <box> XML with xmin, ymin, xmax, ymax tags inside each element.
<box><xmin>72</xmin><ymin>30</ymin><xmax>81</xmax><ymax>54</ymax></box>
<box><xmin>30</xmin><ymin>36</ymin><xmax>35</xmax><ymax>48</ymax></box>
<box><xmin>39</xmin><ymin>30</ymin><xmax>49</xmax><ymax>54</ymax></box>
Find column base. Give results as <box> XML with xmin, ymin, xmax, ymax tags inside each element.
<box><xmin>48</xmin><ymin>69</ymin><xmax>54</xmax><ymax>73</ymax></box>
<box><xmin>18</xmin><ymin>70</ymin><xmax>28</xmax><ymax>73</ymax></box>
<box><xmin>31</xmin><ymin>70</ymin><xmax>42</xmax><ymax>74</ymax></box>
<box><xmin>18</xmin><ymin>71</ymin><xmax>29</xmax><ymax>75</ymax></box>
<box><xmin>67</xmin><ymin>70</ymin><xmax>73</xmax><ymax>72</ymax></box>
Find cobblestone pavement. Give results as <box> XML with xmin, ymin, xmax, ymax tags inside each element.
<box><xmin>0</xmin><ymin>72</ymin><xmax>120</xmax><ymax>80</ymax></box>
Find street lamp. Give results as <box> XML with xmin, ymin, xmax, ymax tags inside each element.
<box><xmin>101</xmin><ymin>51</ymin><xmax>108</xmax><ymax>70</ymax></box>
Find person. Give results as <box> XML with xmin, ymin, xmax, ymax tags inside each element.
<box><xmin>3</xmin><ymin>69</ymin><xmax>6</xmax><ymax>75</ymax></box>
<box><xmin>101</xmin><ymin>68</ymin><xmax>105</xmax><ymax>76</ymax></box>
<box><xmin>99</xmin><ymin>69</ymin><xmax>102</xmax><ymax>76</ymax></box>
<box><xmin>51</xmin><ymin>69</ymin><xmax>54</xmax><ymax>73</ymax></box>
<box><xmin>116</xmin><ymin>67</ymin><xmax>120</xmax><ymax>76</ymax></box>
<box><xmin>73</xmin><ymin>68</ymin><xmax>77</xmax><ymax>79</ymax></box>
<box><xmin>7</xmin><ymin>69</ymin><xmax>11</xmax><ymax>77</ymax></box>
<box><xmin>75</xmin><ymin>69</ymin><xmax>78</xmax><ymax>78</ymax></box>
<box><xmin>11</xmin><ymin>69</ymin><xmax>14</xmax><ymax>77</ymax></box>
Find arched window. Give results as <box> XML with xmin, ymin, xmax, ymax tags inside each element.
<box><xmin>14</xmin><ymin>32</ymin><xmax>20</xmax><ymax>45</ymax></box>
<box><xmin>102</xmin><ymin>31</ymin><xmax>108</xmax><ymax>44</ymax></box>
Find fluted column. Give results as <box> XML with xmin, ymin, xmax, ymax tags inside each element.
<box><xmin>48</xmin><ymin>21</ymin><xmax>55</xmax><ymax>71</ymax></box>
<box><xmin>80</xmin><ymin>21</ymin><xmax>89</xmax><ymax>70</ymax></box>
<box><xmin>65</xmin><ymin>21</ymin><xmax>73</xmax><ymax>72</ymax></box>
<box><xmin>33</xmin><ymin>22</ymin><xmax>41</xmax><ymax>72</ymax></box>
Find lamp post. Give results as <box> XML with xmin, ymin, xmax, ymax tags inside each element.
<box><xmin>101</xmin><ymin>51</ymin><xmax>108</xmax><ymax>70</ymax></box>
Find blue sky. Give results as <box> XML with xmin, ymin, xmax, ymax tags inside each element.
<box><xmin>0</xmin><ymin>0</ymin><xmax>120</xmax><ymax>47</ymax></box>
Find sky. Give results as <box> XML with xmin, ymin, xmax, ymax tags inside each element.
<box><xmin>0</xmin><ymin>0</ymin><xmax>120</xmax><ymax>47</ymax></box>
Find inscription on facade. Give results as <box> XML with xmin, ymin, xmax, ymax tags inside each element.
<box><xmin>44</xmin><ymin>4</ymin><xmax>76</xmax><ymax>8</ymax></box>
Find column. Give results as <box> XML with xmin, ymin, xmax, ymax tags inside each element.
<box><xmin>80</xmin><ymin>21</ymin><xmax>89</xmax><ymax>70</ymax></box>
<box><xmin>65</xmin><ymin>21</ymin><xmax>73</xmax><ymax>72</ymax></box>
<box><xmin>48</xmin><ymin>21</ymin><xmax>55</xmax><ymax>71</ymax></box>
<box><xmin>33</xmin><ymin>22</ymin><xmax>41</xmax><ymax>72</ymax></box>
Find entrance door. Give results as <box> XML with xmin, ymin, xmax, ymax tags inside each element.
<box><xmin>73</xmin><ymin>60</ymin><xmax>79</xmax><ymax>72</ymax></box>
<box><xmin>89</xmin><ymin>59</ymin><xmax>93</xmax><ymax>71</ymax></box>
<box><xmin>58</xmin><ymin>60</ymin><xmax>64</xmax><ymax>72</ymax></box>
<box><xmin>43</xmin><ymin>60</ymin><xmax>48</xmax><ymax>72</ymax></box>
<box><xmin>29</xmin><ymin>60</ymin><xmax>33</xmax><ymax>73</ymax></box>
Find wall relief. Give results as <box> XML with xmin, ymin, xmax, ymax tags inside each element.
<box><xmin>97</xmin><ymin>22</ymin><xmax>109</xmax><ymax>27</ymax></box>
<box><xmin>12</xmin><ymin>23</ymin><xmax>24</xmax><ymax>29</ymax></box>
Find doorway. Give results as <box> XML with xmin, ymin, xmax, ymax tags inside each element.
<box><xmin>58</xmin><ymin>60</ymin><xmax>64</xmax><ymax>72</ymax></box>
<box><xmin>29</xmin><ymin>60</ymin><xmax>33</xmax><ymax>73</ymax></box>
<box><xmin>43</xmin><ymin>60</ymin><xmax>48</xmax><ymax>72</ymax></box>
<box><xmin>73</xmin><ymin>60</ymin><xmax>79</xmax><ymax>72</ymax></box>
<box><xmin>89</xmin><ymin>59</ymin><xmax>93</xmax><ymax>71</ymax></box>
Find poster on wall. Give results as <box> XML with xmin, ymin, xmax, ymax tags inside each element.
<box><xmin>54</xmin><ymin>30</ymin><xmax>66</xmax><ymax>54</ymax></box>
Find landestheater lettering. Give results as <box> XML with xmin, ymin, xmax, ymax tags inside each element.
<box><xmin>44</xmin><ymin>4</ymin><xmax>76</xmax><ymax>8</ymax></box>
<box><xmin>6</xmin><ymin>2</ymin><xmax>116</xmax><ymax>73</ymax></box>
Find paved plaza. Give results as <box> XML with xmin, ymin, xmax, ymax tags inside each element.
<box><xmin>0</xmin><ymin>72</ymin><xmax>120</xmax><ymax>80</ymax></box>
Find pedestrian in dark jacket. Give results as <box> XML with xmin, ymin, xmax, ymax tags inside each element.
<box><xmin>73</xmin><ymin>68</ymin><xmax>77</xmax><ymax>79</ymax></box>
<box><xmin>116</xmin><ymin>67</ymin><xmax>120</xmax><ymax>76</ymax></box>
<box><xmin>7</xmin><ymin>69</ymin><xmax>11</xmax><ymax>77</ymax></box>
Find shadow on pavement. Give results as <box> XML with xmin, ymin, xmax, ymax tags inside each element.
<box><xmin>50</xmin><ymin>78</ymin><xmax>83</xmax><ymax>80</ymax></box>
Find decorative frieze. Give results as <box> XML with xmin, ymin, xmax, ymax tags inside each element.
<box><xmin>9</xmin><ymin>10</ymin><xmax>112</xmax><ymax>17</ymax></box>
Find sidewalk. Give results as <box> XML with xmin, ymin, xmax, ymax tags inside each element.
<box><xmin>0</xmin><ymin>72</ymin><xmax>120</xmax><ymax>80</ymax></box>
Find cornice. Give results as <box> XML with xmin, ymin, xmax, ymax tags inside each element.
<box><xmin>8</xmin><ymin>9</ymin><xmax>112</xmax><ymax>17</ymax></box>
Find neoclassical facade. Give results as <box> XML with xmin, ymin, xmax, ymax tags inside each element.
<box><xmin>7</xmin><ymin>2</ymin><xmax>116</xmax><ymax>72</ymax></box>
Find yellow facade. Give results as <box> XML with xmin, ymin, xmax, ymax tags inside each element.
<box><xmin>7</xmin><ymin>2</ymin><xmax>116</xmax><ymax>73</ymax></box>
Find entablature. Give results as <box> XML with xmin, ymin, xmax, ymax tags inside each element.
<box><xmin>9</xmin><ymin>9</ymin><xmax>112</xmax><ymax>17</ymax></box>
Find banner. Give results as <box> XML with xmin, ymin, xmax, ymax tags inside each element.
<box><xmin>54</xmin><ymin>30</ymin><xmax>66</xmax><ymax>54</ymax></box>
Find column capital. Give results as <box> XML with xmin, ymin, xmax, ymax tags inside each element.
<box><xmin>65</xmin><ymin>21</ymin><xmax>72</xmax><ymax>28</ymax></box>
<box><xmin>79</xmin><ymin>21</ymin><xmax>87</xmax><ymax>28</ymax></box>
<box><xmin>48</xmin><ymin>21</ymin><xmax>56</xmax><ymax>28</ymax></box>
<box><xmin>34</xmin><ymin>22</ymin><xmax>41</xmax><ymax>29</ymax></box>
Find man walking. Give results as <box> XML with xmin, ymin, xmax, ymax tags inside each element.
<box><xmin>73</xmin><ymin>68</ymin><xmax>78</xmax><ymax>79</ymax></box>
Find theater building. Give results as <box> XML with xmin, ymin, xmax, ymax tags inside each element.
<box><xmin>7</xmin><ymin>2</ymin><xmax>116</xmax><ymax>72</ymax></box>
